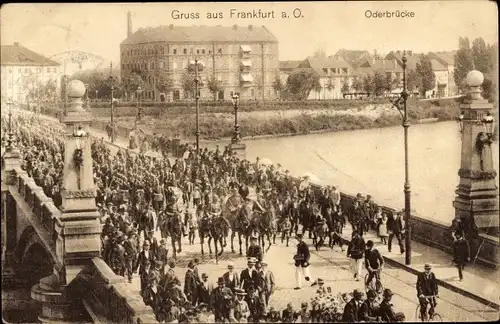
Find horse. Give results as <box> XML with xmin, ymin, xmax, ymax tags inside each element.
<box><xmin>256</xmin><ymin>208</ymin><xmax>277</xmax><ymax>252</ymax></box>
<box><xmin>198</xmin><ymin>213</ymin><xmax>227</xmax><ymax>264</ymax></box>
<box><xmin>224</xmin><ymin>199</ymin><xmax>251</xmax><ymax>255</ymax></box>
<box><xmin>164</xmin><ymin>211</ymin><xmax>183</xmax><ymax>259</ymax></box>
<box><xmin>312</xmin><ymin>219</ymin><xmax>328</xmax><ymax>251</ymax></box>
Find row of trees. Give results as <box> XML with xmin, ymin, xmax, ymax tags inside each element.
<box><xmin>454</xmin><ymin>37</ymin><xmax>497</xmax><ymax>101</ymax></box>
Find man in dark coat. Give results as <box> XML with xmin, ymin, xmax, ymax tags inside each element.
<box><xmin>156</xmin><ymin>239</ymin><xmax>169</xmax><ymax>274</ymax></box>
<box><xmin>184</xmin><ymin>260</ymin><xmax>198</xmax><ymax>306</ymax></box>
<box><xmin>416</xmin><ymin>264</ymin><xmax>439</xmax><ymax>321</ymax></box>
<box><xmin>197</xmin><ymin>273</ymin><xmax>213</xmax><ymax>309</ymax></box>
<box><xmin>112</xmin><ymin>233</ymin><xmax>126</xmax><ymax>276</ymax></box>
<box><xmin>451</xmin><ymin>231</ymin><xmax>470</xmax><ymax>281</ymax></box>
<box><xmin>247</xmin><ymin>235</ymin><xmax>263</xmax><ymax>263</ymax></box>
<box><xmin>123</xmin><ymin>229</ymin><xmax>138</xmax><ymax>283</ymax></box>
<box><xmin>359</xmin><ymin>289</ymin><xmax>379</xmax><ymax>322</ymax></box>
<box><xmin>210</xmin><ymin>277</ymin><xmax>234</xmax><ymax>322</ymax></box>
<box><xmin>223</xmin><ymin>262</ymin><xmax>240</xmax><ymax>293</ymax></box>
<box><xmin>342</xmin><ymin>289</ymin><xmax>363</xmax><ymax>322</ymax></box>
<box><xmin>387</xmin><ymin>212</ymin><xmax>405</xmax><ymax>254</ymax></box>
<box><xmin>294</xmin><ymin>233</ymin><xmax>318</xmax><ymax>289</ymax></box>
<box><xmin>281</xmin><ymin>303</ymin><xmax>298</xmax><ymax>323</ymax></box>
<box><xmin>240</xmin><ymin>258</ymin><xmax>259</xmax><ymax>293</ymax></box>
<box><xmin>378</xmin><ymin>289</ymin><xmax>405</xmax><ymax>322</ymax></box>
<box><xmin>135</xmin><ymin>240</ymin><xmax>155</xmax><ymax>291</ymax></box>
<box><xmin>347</xmin><ymin>230</ymin><xmax>365</xmax><ymax>281</ymax></box>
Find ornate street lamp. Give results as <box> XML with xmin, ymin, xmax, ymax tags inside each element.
<box><xmin>231</xmin><ymin>92</ymin><xmax>241</xmax><ymax>143</ymax></box>
<box><xmin>456</xmin><ymin>111</ymin><xmax>465</xmax><ymax>134</ymax></box>
<box><xmin>6</xmin><ymin>98</ymin><xmax>14</xmax><ymax>151</ymax></box>
<box><xmin>389</xmin><ymin>51</ymin><xmax>412</xmax><ymax>265</ymax></box>
<box><xmin>95</xmin><ymin>89</ymin><xmax>98</xmax><ymax>102</ymax></box>
<box><xmin>482</xmin><ymin>112</ymin><xmax>495</xmax><ymax>138</ymax></box>
<box><xmin>189</xmin><ymin>59</ymin><xmax>204</xmax><ymax>156</ymax></box>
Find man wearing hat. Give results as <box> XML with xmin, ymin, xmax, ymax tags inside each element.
<box><xmin>297</xmin><ymin>301</ymin><xmax>312</xmax><ymax>323</ymax></box>
<box><xmin>223</xmin><ymin>262</ymin><xmax>240</xmax><ymax>293</ymax></box>
<box><xmin>211</xmin><ymin>277</ymin><xmax>234</xmax><ymax>323</ymax></box>
<box><xmin>315</xmin><ymin>278</ymin><xmax>327</xmax><ymax>295</ymax></box>
<box><xmin>123</xmin><ymin>229</ymin><xmax>138</xmax><ymax>283</ymax></box>
<box><xmin>246</xmin><ymin>285</ymin><xmax>265</xmax><ymax>323</ymax></box>
<box><xmin>451</xmin><ymin>230</ymin><xmax>470</xmax><ymax>281</ymax></box>
<box><xmin>281</xmin><ymin>302</ymin><xmax>297</xmax><ymax>323</ymax></box>
<box><xmin>378</xmin><ymin>289</ymin><xmax>405</xmax><ymax>322</ymax></box>
<box><xmin>156</xmin><ymin>239</ymin><xmax>169</xmax><ymax>274</ymax></box>
<box><xmin>112</xmin><ymin>232</ymin><xmax>126</xmax><ymax>276</ymax></box>
<box><xmin>359</xmin><ymin>290</ymin><xmax>379</xmax><ymax>322</ymax></box>
<box><xmin>197</xmin><ymin>273</ymin><xmax>213</xmax><ymax>308</ymax></box>
<box><xmin>184</xmin><ymin>260</ymin><xmax>199</xmax><ymax>306</ymax></box>
<box><xmin>416</xmin><ymin>264</ymin><xmax>438</xmax><ymax>321</ymax></box>
<box><xmin>135</xmin><ymin>240</ymin><xmax>155</xmax><ymax>288</ymax></box>
<box><xmin>347</xmin><ymin>230</ymin><xmax>365</xmax><ymax>281</ymax></box>
<box><xmin>240</xmin><ymin>258</ymin><xmax>259</xmax><ymax>293</ymax></box>
<box><xmin>230</xmin><ymin>288</ymin><xmax>250</xmax><ymax>323</ymax></box>
<box><xmin>247</xmin><ymin>234</ymin><xmax>263</xmax><ymax>264</ymax></box>
<box><xmin>145</xmin><ymin>229</ymin><xmax>159</xmax><ymax>259</ymax></box>
<box><xmin>294</xmin><ymin>233</ymin><xmax>318</xmax><ymax>289</ymax></box>
<box><xmin>261</xmin><ymin>260</ymin><xmax>275</xmax><ymax>307</ymax></box>
<box><xmin>342</xmin><ymin>289</ymin><xmax>364</xmax><ymax>322</ymax></box>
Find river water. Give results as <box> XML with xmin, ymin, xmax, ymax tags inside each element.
<box><xmin>208</xmin><ymin>121</ymin><xmax>499</xmax><ymax>224</ymax></box>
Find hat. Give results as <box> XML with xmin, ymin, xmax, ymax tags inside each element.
<box><xmin>296</xmin><ymin>233</ymin><xmax>303</xmax><ymax>239</ymax></box>
<box><xmin>168</xmin><ymin>260</ymin><xmax>176</xmax><ymax>268</ymax></box>
<box><xmin>247</xmin><ymin>257</ymin><xmax>257</xmax><ymax>264</ymax></box>
<box><xmin>197</xmin><ymin>302</ymin><xmax>208</xmax><ymax>309</ymax></box>
<box><xmin>367</xmin><ymin>290</ymin><xmax>377</xmax><ymax>298</ymax></box>
<box><xmin>155</xmin><ymin>260</ymin><xmax>163</xmax><ymax>268</ymax></box>
<box><xmin>424</xmin><ymin>263</ymin><xmax>432</xmax><ymax>269</ymax></box>
<box><xmin>147</xmin><ymin>229</ymin><xmax>154</xmax><ymax>234</ymax></box>
<box><xmin>202</xmin><ymin>273</ymin><xmax>208</xmax><ymax>279</ymax></box>
<box><xmin>261</xmin><ymin>260</ymin><xmax>267</xmax><ymax>266</ymax></box>
<box><xmin>143</xmin><ymin>240</ymin><xmax>150</xmax><ymax>247</ymax></box>
<box><xmin>188</xmin><ymin>260</ymin><xmax>195</xmax><ymax>269</ymax></box>
<box><xmin>251</xmin><ymin>233</ymin><xmax>258</xmax><ymax>239</ymax></box>
<box><xmin>235</xmin><ymin>288</ymin><xmax>247</xmax><ymax>296</ymax></box>
<box><xmin>317</xmin><ymin>278</ymin><xmax>324</xmax><ymax>285</ymax></box>
<box><xmin>353</xmin><ymin>289</ymin><xmax>363</xmax><ymax>298</ymax></box>
<box><xmin>217</xmin><ymin>277</ymin><xmax>224</xmax><ymax>284</ymax></box>
<box><xmin>160</xmin><ymin>239</ymin><xmax>166</xmax><ymax>245</ymax></box>
<box><xmin>383</xmin><ymin>289</ymin><xmax>394</xmax><ymax>297</ymax></box>
<box><xmin>227</xmin><ymin>262</ymin><xmax>234</xmax><ymax>268</ymax></box>
<box><xmin>301</xmin><ymin>302</ymin><xmax>308</xmax><ymax>308</ymax></box>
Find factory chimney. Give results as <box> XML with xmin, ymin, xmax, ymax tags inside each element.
<box><xmin>127</xmin><ymin>11</ymin><xmax>132</xmax><ymax>38</ymax></box>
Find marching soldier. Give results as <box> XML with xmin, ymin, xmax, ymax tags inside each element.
<box><xmin>123</xmin><ymin>229</ymin><xmax>138</xmax><ymax>283</ymax></box>
<box><xmin>156</xmin><ymin>239</ymin><xmax>169</xmax><ymax>274</ymax></box>
<box><xmin>113</xmin><ymin>232</ymin><xmax>126</xmax><ymax>276</ymax></box>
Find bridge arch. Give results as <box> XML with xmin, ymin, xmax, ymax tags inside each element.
<box><xmin>15</xmin><ymin>226</ymin><xmax>54</xmax><ymax>285</ymax></box>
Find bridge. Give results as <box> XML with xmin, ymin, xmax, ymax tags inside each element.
<box><xmin>1</xmin><ymin>74</ymin><xmax>498</xmax><ymax>323</ymax></box>
<box><xmin>1</xmin><ymin>80</ymin><xmax>156</xmax><ymax>323</ymax></box>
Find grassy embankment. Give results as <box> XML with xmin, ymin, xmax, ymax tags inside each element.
<box><xmin>40</xmin><ymin>98</ymin><xmax>460</xmax><ymax>141</ymax></box>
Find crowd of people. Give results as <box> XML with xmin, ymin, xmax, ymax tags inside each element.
<box><xmin>2</xmin><ymin>110</ymin><xmax>470</xmax><ymax>323</ymax></box>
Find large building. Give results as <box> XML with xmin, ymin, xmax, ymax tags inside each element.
<box><xmin>120</xmin><ymin>13</ymin><xmax>279</xmax><ymax>102</ymax></box>
<box><xmin>1</xmin><ymin>42</ymin><xmax>61</xmax><ymax>105</ymax></box>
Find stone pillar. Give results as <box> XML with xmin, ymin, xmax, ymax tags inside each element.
<box><xmin>453</xmin><ymin>70</ymin><xmax>499</xmax><ymax>237</ymax></box>
<box><xmin>228</xmin><ymin>141</ymin><xmax>247</xmax><ymax>159</ymax></box>
<box><xmin>31</xmin><ymin>80</ymin><xmax>102</xmax><ymax>322</ymax></box>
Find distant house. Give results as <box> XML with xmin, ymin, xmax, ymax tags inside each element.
<box><xmin>297</xmin><ymin>56</ymin><xmax>355</xmax><ymax>100</ymax></box>
<box><xmin>278</xmin><ymin>60</ymin><xmax>302</xmax><ymax>84</ymax></box>
<box><xmin>428</xmin><ymin>51</ymin><xmax>458</xmax><ymax>96</ymax></box>
<box><xmin>334</xmin><ymin>49</ymin><xmax>372</xmax><ymax>69</ymax></box>
<box><xmin>357</xmin><ymin>58</ymin><xmax>403</xmax><ymax>94</ymax></box>
<box><xmin>1</xmin><ymin>42</ymin><xmax>61</xmax><ymax>105</ymax></box>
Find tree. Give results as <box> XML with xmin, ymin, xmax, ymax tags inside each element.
<box><xmin>207</xmin><ymin>76</ymin><xmax>223</xmax><ymax>101</ymax></box>
<box><xmin>272</xmin><ymin>76</ymin><xmax>284</xmax><ymax>98</ymax></box>
<box><xmin>471</xmin><ymin>37</ymin><xmax>492</xmax><ymax>74</ymax></box>
<box><xmin>181</xmin><ymin>73</ymin><xmax>196</xmax><ymax>98</ymax></box>
<box><xmin>362</xmin><ymin>74</ymin><xmax>373</xmax><ymax>95</ymax></box>
<box><xmin>454</xmin><ymin>37</ymin><xmax>474</xmax><ymax>93</ymax></box>
<box><xmin>385</xmin><ymin>73</ymin><xmax>393</xmax><ymax>92</ymax></box>
<box><xmin>341</xmin><ymin>78</ymin><xmax>350</xmax><ymax>94</ymax></box>
<box><xmin>416</xmin><ymin>54</ymin><xmax>436</xmax><ymax>94</ymax></box>
<box><xmin>351</xmin><ymin>76</ymin><xmax>363</xmax><ymax>93</ymax></box>
<box><xmin>392</xmin><ymin>75</ymin><xmax>401</xmax><ymax>90</ymax></box>
<box><xmin>286</xmin><ymin>70</ymin><xmax>321</xmax><ymax>100</ymax></box>
<box><xmin>372</xmin><ymin>71</ymin><xmax>386</xmax><ymax>96</ymax></box>
<box><xmin>406</xmin><ymin>69</ymin><xmax>420</xmax><ymax>93</ymax></box>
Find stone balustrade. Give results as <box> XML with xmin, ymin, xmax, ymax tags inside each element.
<box><xmin>74</xmin><ymin>258</ymin><xmax>156</xmax><ymax>324</ymax></box>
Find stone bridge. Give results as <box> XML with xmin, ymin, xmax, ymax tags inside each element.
<box><xmin>1</xmin><ymin>80</ymin><xmax>156</xmax><ymax>323</ymax></box>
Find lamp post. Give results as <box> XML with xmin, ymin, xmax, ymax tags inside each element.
<box><xmin>108</xmin><ymin>64</ymin><xmax>116</xmax><ymax>143</ymax></box>
<box><xmin>136</xmin><ymin>86</ymin><xmax>142</xmax><ymax>125</ymax></box>
<box><xmin>231</xmin><ymin>93</ymin><xmax>241</xmax><ymax>143</ymax></box>
<box><xmin>189</xmin><ymin>59</ymin><xmax>203</xmax><ymax>156</ymax></box>
<box><xmin>95</xmin><ymin>90</ymin><xmax>98</xmax><ymax>103</ymax></box>
<box><xmin>456</xmin><ymin>111</ymin><xmax>465</xmax><ymax>134</ymax></box>
<box><xmin>390</xmin><ymin>51</ymin><xmax>412</xmax><ymax>265</ymax></box>
<box><xmin>6</xmin><ymin>98</ymin><xmax>14</xmax><ymax>151</ymax></box>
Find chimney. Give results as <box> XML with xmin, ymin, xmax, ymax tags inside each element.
<box><xmin>233</xmin><ymin>24</ymin><xmax>238</xmax><ymax>30</ymax></box>
<box><xmin>169</xmin><ymin>24</ymin><xmax>174</xmax><ymax>30</ymax></box>
<box><xmin>13</xmin><ymin>42</ymin><xmax>19</xmax><ymax>47</ymax></box>
<box><xmin>127</xmin><ymin>11</ymin><xmax>132</xmax><ymax>38</ymax></box>
<box><xmin>248</xmin><ymin>25</ymin><xmax>253</xmax><ymax>30</ymax></box>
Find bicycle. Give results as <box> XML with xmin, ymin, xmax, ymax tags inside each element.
<box><xmin>415</xmin><ymin>295</ymin><xmax>442</xmax><ymax>322</ymax></box>
<box><xmin>364</xmin><ymin>269</ymin><xmax>384</xmax><ymax>295</ymax></box>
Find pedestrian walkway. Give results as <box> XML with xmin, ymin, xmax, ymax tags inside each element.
<box><xmin>340</xmin><ymin>226</ymin><xmax>500</xmax><ymax>309</ymax></box>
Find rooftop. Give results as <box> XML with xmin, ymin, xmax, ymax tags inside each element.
<box><xmin>121</xmin><ymin>25</ymin><xmax>278</xmax><ymax>45</ymax></box>
<box><xmin>298</xmin><ymin>56</ymin><xmax>353</xmax><ymax>76</ymax></box>
<box><xmin>429</xmin><ymin>51</ymin><xmax>457</xmax><ymax>66</ymax></box>
<box><xmin>279</xmin><ymin>60</ymin><xmax>302</xmax><ymax>71</ymax></box>
<box><xmin>1</xmin><ymin>43</ymin><xmax>60</xmax><ymax>66</ymax></box>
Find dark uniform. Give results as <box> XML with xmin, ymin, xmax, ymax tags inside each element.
<box><xmin>211</xmin><ymin>285</ymin><xmax>234</xmax><ymax>322</ymax></box>
<box><xmin>123</xmin><ymin>235</ymin><xmax>138</xmax><ymax>282</ymax></box>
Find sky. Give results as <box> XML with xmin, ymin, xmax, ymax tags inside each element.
<box><xmin>1</xmin><ymin>1</ymin><xmax>498</xmax><ymax>72</ymax></box>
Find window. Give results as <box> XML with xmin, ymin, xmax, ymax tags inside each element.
<box><xmin>197</xmin><ymin>49</ymin><xmax>200</xmax><ymax>54</ymax></box>
<box><xmin>251</xmin><ymin>89</ymin><xmax>255</xmax><ymax>97</ymax></box>
<box><xmin>183</xmin><ymin>48</ymin><xmax>187</xmax><ymax>54</ymax></box>
<box><xmin>160</xmin><ymin>47</ymin><xmax>164</xmax><ymax>54</ymax></box>
<box><xmin>46</xmin><ymin>68</ymin><xmax>50</xmax><ymax>73</ymax></box>
<box><xmin>209</xmin><ymin>50</ymin><xmax>212</xmax><ymax>54</ymax></box>
<box><xmin>173</xmin><ymin>62</ymin><xmax>177</xmax><ymax>70</ymax></box>
<box><xmin>160</xmin><ymin>62</ymin><xmax>165</xmax><ymax>69</ymax></box>
<box><xmin>202</xmin><ymin>49</ymin><xmax>205</xmax><ymax>54</ymax></box>
<box><xmin>218</xmin><ymin>48</ymin><xmax>222</xmax><ymax>54</ymax></box>
<box><xmin>173</xmin><ymin>48</ymin><xmax>177</xmax><ymax>54</ymax></box>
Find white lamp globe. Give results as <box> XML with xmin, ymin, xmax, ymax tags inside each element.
<box><xmin>66</xmin><ymin>80</ymin><xmax>86</xmax><ymax>98</ymax></box>
<box><xmin>466</xmin><ymin>70</ymin><xmax>484</xmax><ymax>87</ymax></box>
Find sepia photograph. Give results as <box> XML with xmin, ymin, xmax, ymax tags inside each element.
<box><xmin>0</xmin><ymin>1</ymin><xmax>498</xmax><ymax>323</ymax></box>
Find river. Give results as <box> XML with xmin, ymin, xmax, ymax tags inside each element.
<box><xmin>208</xmin><ymin>121</ymin><xmax>499</xmax><ymax>224</ymax></box>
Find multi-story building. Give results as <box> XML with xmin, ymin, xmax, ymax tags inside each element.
<box><xmin>1</xmin><ymin>42</ymin><xmax>61</xmax><ymax>105</ymax></box>
<box><xmin>428</xmin><ymin>51</ymin><xmax>458</xmax><ymax>96</ymax></box>
<box><xmin>297</xmin><ymin>56</ymin><xmax>355</xmax><ymax>100</ymax></box>
<box><xmin>120</xmin><ymin>13</ymin><xmax>279</xmax><ymax>101</ymax></box>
